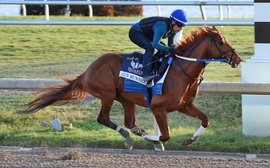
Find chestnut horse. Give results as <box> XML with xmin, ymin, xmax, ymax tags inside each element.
<box><xmin>18</xmin><ymin>26</ymin><xmax>242</xmax><ymax>151</ymax></box>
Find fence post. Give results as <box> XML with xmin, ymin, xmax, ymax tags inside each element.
<box><xmin>217</xmin><ymin>0</ymin><xmax>223</xmax><ymax>20</ymax></box>
<box><xmin>88</xmin><ymin>0</ymin><xmax>93</xmax><ymax>17</ymax></box>
<box><xmin>199</xmin><ymin>4</ymin><xmax>207</xmax><ymax>20</ymax></box>
<box><xmin>153</xmin><ymin>115</ymin><xmax>160</xmax><ymax>136</ymax></box>
<box><xmin>156</xmin><ymin>0</ymin><xmax>161</xmax><ymax>16</ymax></box>
<box><xmin>22</xmin><ymin>3</ymin><xmax>26</xmax><ymax>16</ymax></box>
<box><xmin>65</xmin><ymin>0</ymin><xmax>71</xmax><ymax>16</ymax></box>
<box><xmin>226</xmin><ymin>0</ymin><xmax>231</xmax><ymax>18</ymax></box>
<box><xmin>44</xmin><ymin>0</ymin><xmax>49</xmax><ymax>20</ymax></box>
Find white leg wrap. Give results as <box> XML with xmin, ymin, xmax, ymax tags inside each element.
<box><xmin>116</xmin><ymin>126</ymin><xmax>121</xmax><ymax>132</ymax></box>
<box><xmin>192</xmin><ymin>125</ymin><xmax>205</xmax><ymax>138</ymax></box>
<box><xmin>142</xmin><ymin>134</ymin><xmax>160</xmax><ymax>141</ymax></box>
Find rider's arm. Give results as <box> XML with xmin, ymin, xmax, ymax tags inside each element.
<box><xmin>152</xmin><ymin>21</ymin><xmax>170</xmax><ymax>52</ymax></box>
<box><xmin>168</xmin><ymin>32</ymin><xmax>176</xmax><ymax>46</ymax></box>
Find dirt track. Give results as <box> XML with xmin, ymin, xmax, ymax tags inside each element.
<box><xmin>0</xmin><ymin>147</ymin><xmax>270</xmax><ymax>168</ymax></box>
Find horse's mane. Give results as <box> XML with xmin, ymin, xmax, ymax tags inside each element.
<box><xmin>176</xmin><ymin>26</ymin><xmax>224</xmax><ymax>53</ymax></box>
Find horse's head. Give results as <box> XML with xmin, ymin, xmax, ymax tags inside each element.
<box><xmin>206</xmin><ymin>26</ymin><xmax>243</xmax><ymax>68</ymax></box>
<box><xmin>175</xmin><ymin>26</ymin><xmax>243</xmax><ymax>68</ymax></box>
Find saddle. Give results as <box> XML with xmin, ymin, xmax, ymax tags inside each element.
<box><xmin>119</xmin><ymin>51</ymin><xmax>173</xmax><ymax>107</ymax></box>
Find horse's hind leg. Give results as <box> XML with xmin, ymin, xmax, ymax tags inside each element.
<box><xmin>179</xmin><ymin>103</ymin><xmax>209</xmax><ymax>147</ymax></box>
<box><xmin>117</xmin><ymin>97</ymin><xmax>144</xmax><ymax>135</ymax></box>
<box><xmin>118</xmin><ymin>97</ymin><xmax>164</xmax><ymax>151</ymax></box>
<box><xmin>97</xmin><ymin>97</ymin><xmax>133</xmax><ymax>150</ymax></box>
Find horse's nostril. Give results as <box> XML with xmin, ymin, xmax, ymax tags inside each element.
<box><xmin>231</xmin><ymin>62</ymin><xmax>239</xmax><ymax>68</ymax></box>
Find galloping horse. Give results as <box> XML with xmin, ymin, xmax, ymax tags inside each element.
<box><xmin>18</xmin><ymin>26</ymin><xmax>242</xmax><ymax>150</ymax></box>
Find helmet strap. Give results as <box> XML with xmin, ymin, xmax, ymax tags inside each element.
<box><xmin>171</xmin><ymin>19</ymin><xmax>176</xmax><ymax>26</ymax></box>
<box><xmin>170</xmin><ymin>20</ymin><xmax>177</xmax><ymax>28</ymax></box>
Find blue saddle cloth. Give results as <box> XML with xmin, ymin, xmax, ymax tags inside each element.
<box><xmin>119</xmin><ymin>52</ymin><xmax>172</xmax><ymax>106</ymax></box>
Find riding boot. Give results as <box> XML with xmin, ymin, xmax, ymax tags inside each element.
<box><xmin>142</xmin><ymin>54</ymin><xmax>157</xmax><ymax>82</ymax></box>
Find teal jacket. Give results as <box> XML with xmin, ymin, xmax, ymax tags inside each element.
<box><xmin>133</xmin><ymin>20</ymin><xmax>175</xmax><ymax>52</ymax></box>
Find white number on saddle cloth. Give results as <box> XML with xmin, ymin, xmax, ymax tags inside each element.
<box><xmin>119</xmin><ymin>71</ymin><xmax>146</xmax><ymax>85</ymax></box>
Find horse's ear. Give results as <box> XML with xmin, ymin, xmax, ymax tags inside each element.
<box><xmin>202</xmin><ymin>25</ymin><xmax>209</xmax><ymax>32</ymax></box>
<box><xmin>203</xmin><ymin>25</ymin><xmax>208</xmax><ymax>30</ymax></box>
<box><xmin>212</xmin><ymin>26</ymin><xmax>220</xmax><ymax>34</ymax></box>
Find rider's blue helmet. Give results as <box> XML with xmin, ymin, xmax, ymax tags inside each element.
<box><xmin>170</xmin><ymin>9</ymin><xmax>188</xmax><ymax>26</ymax></box>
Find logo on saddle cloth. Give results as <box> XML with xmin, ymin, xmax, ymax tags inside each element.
<box><xmin>119</xmin><ymin>53</ymin><xmax>145</xmax><ymax>85</ymax></box>
<box><xmin>131</xmin><ymin>60</ymin><xmax>143</xmax><ymax>71</ymax></box>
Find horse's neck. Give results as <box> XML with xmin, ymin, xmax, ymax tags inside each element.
<box><xmin>182</xmin><ymin>35</ymin><xmax>210</xmax><ymax>59</ymax></box>
<box><xmin>176</xmin><ymin>38</ymin><xmax>210</xmax><ymax>80</ymax></box>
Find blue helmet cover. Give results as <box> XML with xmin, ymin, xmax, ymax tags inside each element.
<box><xmin>170</xmin><ymin>9</ymin><xmax>188</xmax><ymax>26</ymax></box>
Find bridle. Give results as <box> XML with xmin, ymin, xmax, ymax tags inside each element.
<box><xmin>174</xmin><ymin>33</ymin><xmax>238</xmax><ymax>82</ymax></box>
<box><xmin>210</xmin><ymin>34</ymin><xmax>236</xmax><ymax>65</ymax></box>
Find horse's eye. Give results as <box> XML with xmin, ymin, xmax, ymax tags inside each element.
<box><xmin>218</xmin><ymin>41</ymin><xmax>224</xmax><ymax>45</ymax></box>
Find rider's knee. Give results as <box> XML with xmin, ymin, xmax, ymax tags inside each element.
<box><xmin>145</xmin><ymin>47</ymin><xmax>155</xmax><ymax>54</ymax></box>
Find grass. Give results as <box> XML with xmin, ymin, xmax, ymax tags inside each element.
<box><xmin>0</xmin><ymin>16</ymin><xmax>253</xmax><ymax>81</ymax></box>
<box><xmin>1</xmin><ymin>92</ymin><xmax>270</xmax><ymax>153</ymax></box>
<box><xmin>1</xmin><ymin>16</ymin><xmax>267</xmax><ymax>153</ymax></box>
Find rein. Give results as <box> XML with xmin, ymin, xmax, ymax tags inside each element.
<box><xmin>174</xmin><ymin>54</ymin><xmax>227</xmax><ymax>63</ymax></box>
<box><xmin>174</xmin><ymin>33</ymin><xmax>233</xmax><ymax>63</ymax></box>
<box><xmin>176</xmin><ymin>58</ymin><xmax>205</xmax><ymax>83</ymax></box>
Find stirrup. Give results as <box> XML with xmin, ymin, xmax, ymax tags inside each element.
<box><xmin>143</xmin><ymin>74</ymin><xmax>157</xmax><ymax>82</ymax></box>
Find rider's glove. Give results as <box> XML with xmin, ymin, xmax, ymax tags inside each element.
<box><xmin>169</xmin><ymin>45</ymin><xmax>176</xmax><ymax>56</ymax></box>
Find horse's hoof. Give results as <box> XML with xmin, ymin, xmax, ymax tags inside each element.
<box><xmin>124</xmin><ymin>136</ymin><xmax>134</xmax><ymax>150</ymax></box>
<box><xmin>154</xmin><ymin>141</ymin><xmax>165</xmax><ymax>151</ymax></box>
<box><xmin>181</xmin><ymin>138</ymin><xmax>195</xmax><ymax>147</ymax></box>
<box><xmin>130</xmin><ymin>127</ymin><xmax>143</xmax><ymax>136</ymax></box>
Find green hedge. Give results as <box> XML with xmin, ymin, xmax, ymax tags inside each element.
<box><xmin>22</xmin><ymin>0</ymin><xmax>143</xmax><ymax>16</ymax></box>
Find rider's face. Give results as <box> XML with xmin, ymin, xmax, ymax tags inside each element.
<box><xmin>172</xmin><ymin>21</ymin><xmax>183</xmax><ymax>33</ymax></box>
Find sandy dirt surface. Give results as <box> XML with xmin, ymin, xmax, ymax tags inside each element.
<box><xmin>0</xmin><ymin>147</ymin><xmax>270</xmax><ymax>168</ymax></box>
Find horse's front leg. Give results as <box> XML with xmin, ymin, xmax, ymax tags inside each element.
<box><xmin>179</xmin><ymin>103</ymin><xmax>210</xmax><ymax>147</ymax></box>
<box><xmin>142</xmin><ymin>106</ymin><xmax>170</xmax><ymax>145</ymax></box>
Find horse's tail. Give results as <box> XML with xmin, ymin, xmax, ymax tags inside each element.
<box><xmin>17</xmin><ymin>73</ymin><xmax>88</xmax><ymax>114</ymax></box>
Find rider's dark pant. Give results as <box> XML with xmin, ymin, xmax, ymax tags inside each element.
<box><xmin>129</xmin><ymin>26</ymin><xmax>154</xmax><ymax>77</ymax></box>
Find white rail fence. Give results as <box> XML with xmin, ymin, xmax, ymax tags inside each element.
<box><xmin>0</xmin><ymin>1</ymin><xmax>253</xmax><ymax>5</ymax></box>
<box><xmin>0</xmin><ymin>19</ymin><xmax>253</xmax><ymax>26</ymax></box>
<box><xmin>1</xmin><ymin>78</ymin><xmax>270</xmax><ymax>95</ymax></box>
<box><xmin>0</xmin><ymin>0</ymin><xmax>254</xmax><ymax>26</ymax></box>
